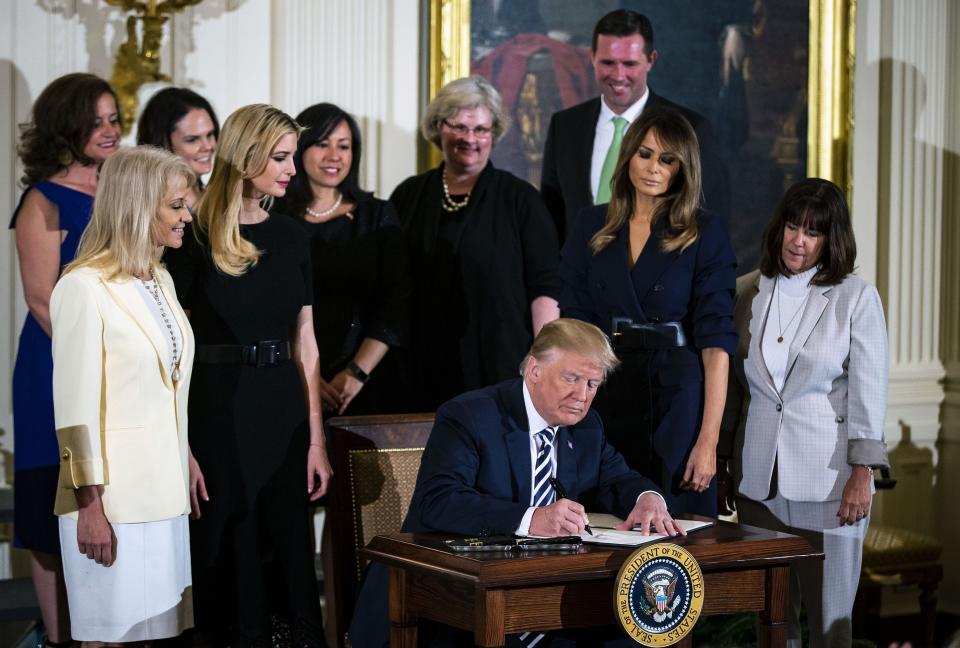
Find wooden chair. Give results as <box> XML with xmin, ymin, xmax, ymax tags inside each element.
<box><xmin>323</xmin><ymin>414</ymin><xmax>434</xmax><ymax>648</ymax></box>
<box><xmin>853</xmin><ymin>468</ymin><xmax>944</xmax><ymax>647</ymax></box>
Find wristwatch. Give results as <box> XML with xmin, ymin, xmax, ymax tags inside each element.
<box><xmin>347</xmin><ymin>360</ymin><xmax>370</xmax><ymax>384</ymax></box>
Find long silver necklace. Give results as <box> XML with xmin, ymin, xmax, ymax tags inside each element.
<box><xmin>775</xmin><ymin>275</ymin><xmax>809</xmax><ymax>344</ymax></box>
<box><xmin>142</xmin><ymin>270</ymin><xmax>183</xmax><ymax>381</ymax></box>
<box><xmin>441</xmin><ymin>169</ymin><xmax>470</xmax><ymax>212</ymax></box>
<box><xmin>305</xmin><ymin>191</ymin><xmax>343</xmax><ymax>219</ymax></box>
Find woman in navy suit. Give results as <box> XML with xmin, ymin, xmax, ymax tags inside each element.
<box><xmin>559</xmin><ymin>107</ymin><xmax>737</xmax><ymax>516</ymax></box>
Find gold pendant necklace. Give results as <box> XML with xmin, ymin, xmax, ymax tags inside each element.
<box><xmin>775</xmin><ymin>275</ymin><xmax>809</xmax><ymax>343</ymax></box>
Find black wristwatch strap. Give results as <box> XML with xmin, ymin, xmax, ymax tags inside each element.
<box><xmin>347</xmin><ymin>361</ymin><xmax>370</xmax><ymax>384</ymax></box>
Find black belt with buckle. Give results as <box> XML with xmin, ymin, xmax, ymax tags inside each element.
<box><xmin>612</xmin><ymin>319</ymin><xmax>688</xmax><ymax>350</ymax></box>
<box><xmin>196</xmin><ymin>340</ymin><xmax>291</xmax><ymax>367</ymax></box>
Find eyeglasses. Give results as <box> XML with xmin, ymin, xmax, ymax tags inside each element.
<box><xmin>441</xmin><ymin>119</ymin><xmax>493</xmax><ymax>139</ymax></box>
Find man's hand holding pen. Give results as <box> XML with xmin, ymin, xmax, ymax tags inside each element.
<box><xmin>528</xmin><ymin>477</ymin><xmax>595</xmax><ymax>537</ymax></box>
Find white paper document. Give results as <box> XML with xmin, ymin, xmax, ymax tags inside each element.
<box><xmin>582</xmin><ymin>514</ymin><xmax>714</xmax><ymax>546</ymax></box>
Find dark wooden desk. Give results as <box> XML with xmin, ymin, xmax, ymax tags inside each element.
<box><xmin>362</xmin><ymin>520</ymin><xmax>821</xmax><ymax>647</ymax></box>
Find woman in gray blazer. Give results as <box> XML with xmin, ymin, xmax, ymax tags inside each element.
<box><xmin>720</xmin><ymin>178</ymin><xmax>889</xmax><ymax>648</ymax></box>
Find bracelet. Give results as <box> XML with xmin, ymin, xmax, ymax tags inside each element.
<box><xmin>347</xmin><ymin>360</ymin><xmax>370</xmax><ymax>384</ymax></box>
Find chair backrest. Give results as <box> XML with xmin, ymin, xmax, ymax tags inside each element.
<box><xmin>325</xmin><ymin>413</ymin><xmax>434</xmax><ymax>647</ymax></box>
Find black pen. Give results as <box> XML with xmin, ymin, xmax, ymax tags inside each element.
<box><xmin>549</xmin><ymin>477</ymin><xmax>593</xmax><ymax>535</ymax></box>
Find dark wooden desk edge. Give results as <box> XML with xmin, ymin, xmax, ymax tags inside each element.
<box><xmin>361</xmin><ymin>524</ymin><xmax>821</xmax><ymax>589</ymax></box>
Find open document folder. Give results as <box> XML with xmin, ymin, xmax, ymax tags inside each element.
<box><xmin>582</xmin><ymin>513</ymin><xmax>714</xmax><ymax>546</ymax></box>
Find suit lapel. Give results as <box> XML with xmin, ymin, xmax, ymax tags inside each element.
<box><xmin>749</xmin><ymin>274</ymin><xmax>779</xmax><ymax>397</ymax></box>
<box><xmin>783</xmin><ymin>284</ymin><xmax>831</xmax><ymax>385</ymax></box>
<box><xmin>575</xmin><ymin>99</ymin><xmax>601</xmax><ymax>204</ymax></box>
<box><xmin>630</xmin><ymin>218</ymin><xmax>683</xmax><ymax>305</ymax></box>
<box><xmin>555</xmin><ymin>427</ymin><xmax>578</xmax><ymax>498</ymax></box>
<box><xmin>157</xmin><ymin>270</ymin><xmax>193</xmax><ymax>389</ymax></box>
<box><xmin>592</xmin><ymin>226</ymin><xmax>646</xmax><ymax>322</ymax></box>
<box><xmin>503</xmin><ymin>381</ymin><xmax>533</xmax><ymax>504</ymax></box>
<box><xmin>100</xmin><ymin>276</ymin><xmax>175</xmax><ymax>389</ymax></box>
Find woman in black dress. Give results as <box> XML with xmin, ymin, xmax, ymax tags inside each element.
<box><xmin>391</xmin><ymin>76</ymin><xmax>561</xmax><ymax>411</ymax></box>
<box><xmin>166</xmin><ymin>104</ymin><xmax>331</xmax><ymax>647</ymax></box>
<box><xmin>275</xmin><ymin>103</ymin><xmax>410</xmax><ymax>415</ymax></box>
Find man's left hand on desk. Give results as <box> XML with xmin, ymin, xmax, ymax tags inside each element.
<box><xmin>616</xmin><ymin>492</ymin><xmax>686</xmax><ymax>537</ymax></box>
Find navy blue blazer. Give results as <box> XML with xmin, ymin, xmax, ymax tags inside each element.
<box><xmin>401</xmin><ymin>378</ymin><xmax>660</xmax><ymax>536</ymax></box>
<box><xmin>559</xmin><ymin>205</ymin><xmax>738</xmax><ymax>387</ymax></box>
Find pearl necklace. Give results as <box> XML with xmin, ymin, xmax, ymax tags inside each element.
<box><xmin>441</xmin><ymin>170</ymin><xmax>470</xmax><ymax>212</ymax></box>
<box><xmin>141</xmin><ymin>271</ymin><xmax>183</xmax><ymax>381</ymax></box>
<box><xmin>305</xmin><ymin>191</ymin><xmax>343</xmax><ymax>219</ymax></box>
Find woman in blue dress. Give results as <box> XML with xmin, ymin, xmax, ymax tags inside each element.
<box><xmin>559</xmin><ymin>107</ymin><xmax>737</xmax><ymax>517</ymax></box>
<box><xmin>10</xmin><ymin>72</ymin><xmax>121</xmax><ymax>646</ymax></box>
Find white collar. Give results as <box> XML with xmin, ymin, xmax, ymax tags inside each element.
<box><xmin>522</xmin><ymin>381</ymin><xmax>554</xmax><ymax>437</ymax></box>
<box><xmin>599</xmin><ymin>88</ymin><xmax>649</xmax><ymax>126</ymax></box>
<box><xmin>778</xmin><ymin>265</ymin><xmax>818</xmax><ymax>298</ymax></box>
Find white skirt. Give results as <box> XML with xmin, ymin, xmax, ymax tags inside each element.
<box><xmin>59</xmin><ymin>514</ymin><xmax>194</xmax><ymax>641</ymax></box>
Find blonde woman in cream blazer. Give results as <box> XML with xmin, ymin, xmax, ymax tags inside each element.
<box><xmin>50</xmin><ymin>146</ymin><xmax>200</xmax><ymax>643</ymax></box>
<box><xmin>720</xmin><ymin>179</ymin><xmax>889</xmax><ymax>648</ymax></box>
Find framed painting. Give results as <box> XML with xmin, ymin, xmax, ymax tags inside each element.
<box><xmin>421</xmin><ymin>0</ymin><xmax>854</xmax><ymax>269</ymax></box>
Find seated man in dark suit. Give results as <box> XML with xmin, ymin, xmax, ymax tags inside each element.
<box><xmin>349</xmin><ymin>318</ymin><xmax>683</xmax><ymax>646</ymax></box>
<box><xmin>541</xmin><ymin>9</ymin><xmax>731</xmax><ymax>243</ymax></box>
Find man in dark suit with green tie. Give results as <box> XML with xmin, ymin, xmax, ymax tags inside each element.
<box><xmin>540</xmin><ymin>9</ymin><xmax>730</xmax><ymax>243</ymax></box>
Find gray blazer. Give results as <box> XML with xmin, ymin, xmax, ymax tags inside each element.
<box><xmin>721</xmin><ymin>270</ymin><xmax>889</xmax><ymax>502</ymax></box>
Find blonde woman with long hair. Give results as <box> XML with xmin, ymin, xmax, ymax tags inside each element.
<box><xmin>50</xmin><ymin>145</ymin><xmax>196</xmax><ymax>643</ymax></box>
<box><xmin>558</xmin><ymin>106</ymin><xmax>737</xmax><ymax>518</ymax></box>
<box><xmin>165</xmin><ymin>104</ymin><xmax>331</xmax><ymax>646</ymax></box>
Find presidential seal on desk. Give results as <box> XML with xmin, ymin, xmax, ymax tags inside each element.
<box><xmin>614</xmin><ymin>543</ymin><xmax>704</xmax><ymax>646</ymax></box>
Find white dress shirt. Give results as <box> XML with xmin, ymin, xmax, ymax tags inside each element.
<box><xmin>516</xmin><ymin>382</ymin><xmax>558</xmax><ymax>535</ymax></box>
<box><xmin>514</xmin><ymin>382</ymin><xmax>665</xmax><ymax>535</ymax></box>
<box><xmin>590</xmin><ymin>90</ymin><xmax>649</xmax><ymax>202</ymax></box>
<box><xmin>762</xmin><ymin>266</ymin><xmax>817</xmax><ymax>392</ymax></box>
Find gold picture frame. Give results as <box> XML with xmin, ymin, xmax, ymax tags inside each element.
<box><xmin>419</xmin><ymin>0</ymin><xmax>855</xmax><ymax>194</ymax></box>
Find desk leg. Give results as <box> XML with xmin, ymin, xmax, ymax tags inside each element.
<box><xmin>473</xmin><ymin>589</ymin><xmax>506</xmax><ymax>647</ymax></box>
<box><xmin>388</xmin><ymin>567</ymin><xmax>417</xmax><ymax>648</ymax></box>
<box><xmin>759</xmin><ymin>565</ymin><xmax>789</xmax><ymax>648</ymax></box>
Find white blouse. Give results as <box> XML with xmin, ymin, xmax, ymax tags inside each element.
<box><xmin>135</xmin><ymin>276</ymin><xmax>184</xmax><ymax>376</ymax></box>
<box><xmin>761</xmin><ymin>266</ymin><xmax>818</xmax><ymax>391</ymax></box>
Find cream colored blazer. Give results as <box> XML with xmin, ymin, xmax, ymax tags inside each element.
<box><xmin>50</xmin><ymin>265</ymin><xmax>194</xmax><ymax>523</ymax></box>
<box><xmin>722</xmin><ymin>270</ymin><xmax>889</xmax><ymax>503</ymax></box>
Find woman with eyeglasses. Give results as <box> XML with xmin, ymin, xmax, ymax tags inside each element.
<box><xmin>390</xmin><ymin>76</ymin><xmax>561</xmax><ymax>411</ymax></box>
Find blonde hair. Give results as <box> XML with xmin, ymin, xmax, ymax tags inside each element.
<box><xmin>590</xmin><ymin>107</ymin><xmax>702</xmax><ymax>255</ymax></box>
<box><xmin>520</xmin><ymin>319</ymin><xmax>620</xmax><ymax>379</ymax></box>
<box><xmin>420</xmin><ymin>76</ymin><xmax>510</xmax><ymax>147</ymax></box>
<box><xmin>66</xmin><ymin>146</ymin><xmax>194</xmax><ymax>279</ymax></box>
<box><xmin>195</xmin><ymin>104</ymin><xmax>300</xmax><ymax>276</ymax></box>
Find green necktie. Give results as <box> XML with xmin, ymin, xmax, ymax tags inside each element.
<box><xmin>596</xmin><ymin>116</ymin><xmax>628</xmax><ymax>205</ymax></box>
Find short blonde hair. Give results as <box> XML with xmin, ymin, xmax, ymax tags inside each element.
<box><xmin>520</xmin><ymin>319</ymin><xmax>620</xmax><ymax>378</ymax></box>
<box><xmin>420</xmin><ymin>76</ymin><xmax>510</xmax><ymax>147</ymax></box>
<box><xmin>196</xmin><ymin>104</ymin><xmax>301</xmax><ymax>276</ymax></box>
<box><xmin>66</xmin><ymin>146</ymin><xmax>194</xmax><ymax>279</ymax></box>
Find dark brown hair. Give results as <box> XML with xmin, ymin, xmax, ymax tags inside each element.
<box><xmin>137</xmin><ymin>86</ymin><xmax>220</xmax><ymax>151</ymax></box>
<box><xmin>590</xmin><ymin>106</ymin><xmax>702</xmax><ymax>254</ymax></box>
<box><xmin>17</xmin><ymin>73</ymin><xmax>119</xmax><ymax>187</ymax></box>
<box><xmin>759</xmin><ymin>178</ymin><xmax>856</xmax><ymax>285</ymax></box>
<box><xmin>592</xmin><ymin>9</ymin><xmax>655</xmax><ymax>57</ymax></box>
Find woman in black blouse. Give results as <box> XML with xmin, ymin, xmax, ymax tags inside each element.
<box><xmin>276</xmin><ymin>103</ymin><xmax>411</xmax><ymax>415</ymax></box>
<box><xmin>391</xmin><ymin>76</ymin><xmax>561</xmax><ymax>411</ymax></box>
